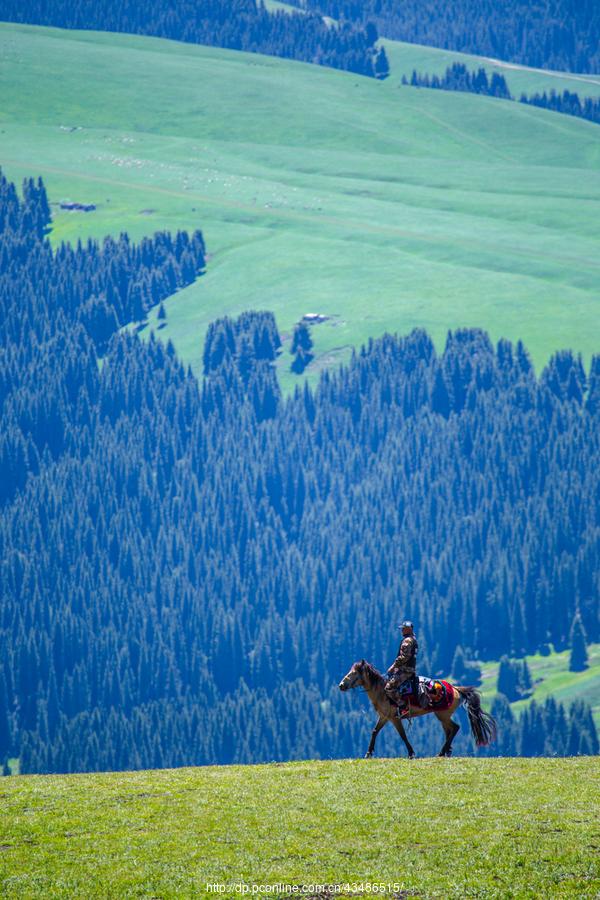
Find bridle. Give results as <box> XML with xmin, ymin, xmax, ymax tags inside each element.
<box><xmin>339</xmin><ymin>662</ymin><xmax>371</xmax><ymax>694</ymax></box>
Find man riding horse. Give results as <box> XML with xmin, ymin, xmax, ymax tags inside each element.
<box><xmin>384</xmin><ymin>620</ymin><xmax>431</xmax><ymax>718</ymax></box>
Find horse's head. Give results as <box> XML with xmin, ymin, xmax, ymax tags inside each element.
<box><xmin>339</xmin><ymin>660</ymin><xmax>368</xmax><ymax>692</ymax></box>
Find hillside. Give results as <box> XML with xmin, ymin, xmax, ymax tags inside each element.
<box><xmin>292</xmin><ymin>0</ymin><xmax>600</xmax><ymax>74</ymax></box>
<box><xmin>383</xmin><ymin>38</ymin><xmax>600</xmax><ymax>98</ymax></box>
<box><xmin>479</xmin><ymin>642</ymin><xmax>600</xmax><ymax>728</ymax></box>
<box><xmin>1</xmin><ymin>758</ymin><xmax>598</xmax><ymax>898</ymax></box>
<box><xmin>0</xmin><ymin>0</ymin><xmax>383</xmax><ymax>78</ymax></box>
<box><xmin>1</xmin><ymin>24</ymin><xmax>599</xmax><ymax>391</ymax></box>
<box><xmin>263</xmin><ymin>0</ymin><xmax>600</xmax><ymax>96</ymax></box>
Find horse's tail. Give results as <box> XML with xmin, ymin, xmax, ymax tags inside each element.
<box><xmin>457</xmin><ymin>686</ymin><xmax>497</xmax><ymax>747</ymax></box>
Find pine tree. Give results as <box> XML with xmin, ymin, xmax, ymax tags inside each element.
<box><xmin>290</xmin><ymin>322</ymin><xmax>314</xmax><ymax>374</ymax></box>
<box><xmin>569</xmin><ymin>615</ymin><xmax>589</xmax><ymax>672</ymax></box>
<box><xmin>291</xmin><ymin>322</ymin><xmax>313</xmax><ymax>355</ymax></box>
<box><xmin>0</xmin><ymin>671</ymin><xmax>11</xmax><ymax>755</ymax></box>
<box><xmin>431</xmin><ymin>367</ymin><xmax>450</xmax><ymax>417</ymax></box>
<box><xmin>519</xmin><ymin>659</ymin><xmax>532</xmax><ymax>694</ymax></box>
<box><xmin>497</xmin><ymin>656</ymin><xmax>518</xmax><ymax>701</ymax></box>
<box><xmin>491</xmin><ymin>694</ymin><xmax>516</xmax><ymax>756</ymax></box>
<box><xmin>374</xmin><ymin>46</ymin><xmax>390</xmax><ymax>79</ymax></box>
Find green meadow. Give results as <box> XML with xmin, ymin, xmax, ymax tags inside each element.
<box><xmin>1</xmin><ymin>757</ymin><xmax>598</xmax><ymax>898</ymax></box>
<box><xmin>265</xmin><ymin>0</ymin><xmax>600</xmax><ymax>96</ymax></box>
<box><xmin>479</xmin><ymin>642</ymin><xmax>600</xmax><ymax>728</ymax></box>
<box><xmin>1</xmin><ymin>23</ymin><xmax>599</xmax><ymax>389</ymax></box>
<box><xmin>260</xmin><ymin>0</ymin><xmax>600</xmax><ymax>97</ymax></box>
<box><xmin>383</xmin><ymin>39</ymin><xmax>600</xmax><ymax>98</ymax></box>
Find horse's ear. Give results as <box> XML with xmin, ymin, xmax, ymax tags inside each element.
<box><xmin>360</xmin><ymin>658</ymin><xmax>366</xmax><ymax>667</ymax></box>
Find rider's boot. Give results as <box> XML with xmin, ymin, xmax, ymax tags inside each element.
<box><xmin>395</xmin><ymin>700</ymin><xmax>410</xmax><ymax>719</ymax></box>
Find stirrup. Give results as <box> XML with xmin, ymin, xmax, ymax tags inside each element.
<box><xmin>395</xmin><ymin>704</ymin><xmax>410</xmax><ymax>720</ymax></box>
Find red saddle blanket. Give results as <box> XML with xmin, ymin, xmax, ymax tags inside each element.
<box><xmin>407</xmin><ymin>679</ymin><xmax>455</xmax><ymax>711</ymax></box>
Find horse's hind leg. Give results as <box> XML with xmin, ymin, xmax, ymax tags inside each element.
<box><xmin>436</xmin><ymin>712</ymin><xmax>460</xmax><ymax>757</ymax></box>
<box><xmin>391</xmin><ymin>716</ymin><xmax>416</xmax><ymax>759</ymax></box>
<box><xmin>365</xmin><ymin>716</ymin><xmax>386</xmax><ymax>758</ymax></box>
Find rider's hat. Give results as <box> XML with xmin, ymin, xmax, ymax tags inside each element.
<box><xmin>399</xmin><ymin>620</ymin><xmax>413</xmax><ymax>629</ymax></box>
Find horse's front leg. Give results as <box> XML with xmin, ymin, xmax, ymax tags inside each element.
<box><xmin>391</xmin><ymin>715</ymin><xmax>416</xmax><ymax>759</ymax></box>
<box><xmin>365</xmin><ymin>715</ymin><xmax>386</xmax><ymax>758</ymax></box>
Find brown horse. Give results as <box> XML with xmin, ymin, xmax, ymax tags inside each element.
<box><xmin>339</xmin><ymin>659</ymin><xmax>496</xmax><ymax>758</ymax></box>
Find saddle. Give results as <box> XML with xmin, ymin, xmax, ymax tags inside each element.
<box><xmin>396</xmin><ymin>676</ymin><xmax>454</xmax><ymax>710</ymax></box>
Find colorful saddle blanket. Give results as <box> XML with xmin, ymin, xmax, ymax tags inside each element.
<box><xmin>400</xmin><ymin>677</ymin><xmax>455</xmax><ymax>711</ymax></box>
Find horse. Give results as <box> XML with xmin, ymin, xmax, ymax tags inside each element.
<box><xmin>339</xmin><ymin>659</ymin><xmax>497</xmax><ymax>758</ymax></box>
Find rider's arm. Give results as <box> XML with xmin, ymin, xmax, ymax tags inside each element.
<box><xmin>386</xmin><ymin>637</ymin><xmax>416</xmax><ymax>679</ymax></box>
<box><xmin>395</xmin><ymin>636</ymin><xmax>414</xmax><ymax>665</ymax></box>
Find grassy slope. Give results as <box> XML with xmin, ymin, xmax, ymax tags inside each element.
<box><xmin>1</xmin><ymin>758</ymin><xmax>598</xmax><ymax>898</ymax></box>
<box><xmin>479</xmin><ymin>643</ymin><xmax>600</xmax><ymax>728</ymax></box>
<box><xmin>262</xmin><ymin>0</ymin><xmax>600</xmax><ymax>96</ymax></box>
<box><xmin>1</xmin><ymin>24</ymin><xmax>599</xmax><ymax>391</ymax></box>
<box><xmin>383</xmin><ymin>39</ymin><xmax>600</xmax><ymax>98</ymax></box>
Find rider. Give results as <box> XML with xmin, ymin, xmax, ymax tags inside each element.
<box><xmin>384</xmin><ymin>620</ymin><xmax>429</xmax><ymax>718</ymax></box>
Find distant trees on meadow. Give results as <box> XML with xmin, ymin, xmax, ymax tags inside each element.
<box><xmin>520</xmin><ymin>89</ymin><xmax>600</xmax><ymax>126</ymax></box>
<box><xmin>405</xmin><ymin>63</ymin><xmax>511</xmax><ymax>99</ymax></box>
<box><xmin>569</xmin><ymin>616</ymin><xmax>589</xmax><ymax>672</ymax></box>
<box><xmin>490</xmin><ymin>694</ymin><xmax>598</xmax><ymax>757</ymax></box>
<box><xmin>0</xmin><ymin>170</ymin><xmax>598</xmax><ymax>774</ymax></box>
<box><xmin>496</xmin><ymin>657</ymin><xmax>532</xmax><ymax>702</ymax></box>
<box><xmin>290</xmin><ymin>322</ymin><xmax>314</xmax><ymax>374</ymax></box>
<box><xmin>0</xmin><ymin>0</ymin><xmax>387</xmax><ymax>78</ymax></box>
<box><xmin>406</xmin><ymin>62</ymin><xmax>600</xmax><ymax>129</ymax></box>
<box><xmin>291</xmin><ymin>0</ymin><xmax>600</xmax><ymax>74</ymax></box>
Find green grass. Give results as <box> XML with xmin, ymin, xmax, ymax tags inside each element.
<box><xmin>258</xmin><ymin>0</ymin><xmax>600</xmax><ymax>97</ymax></box>
<box><xmin>383</xmin><ymin>38</ymin><xmax>600</xmax><ymax>98</ymax></box>
<box><xmin>263</xmin><ymin>0</ymin><xmax>303</xmax><ymax>13</ymax></box>
<box><xmin>479</xmin><ymin>643</ymin><xmax>600</xmax><ymax>728</ymax></box>
<box><xmin>0</xmin><ymin>757</ymin><xmax>598</xmax><ymax>898</ymax></box>
<box><xmin>1</xmin><ymin>24</ymin><xmax>599</xmax><ymax>391</ymax></box>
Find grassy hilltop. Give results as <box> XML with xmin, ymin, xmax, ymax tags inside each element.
<box><xmin>383</xmin><ymin>40</ymin><xmax>600</xmax><ymax>97</ymax></box>
<box><xmin>1</xmin><ymin>757</ymin><xmax>598</xmax><ymax>898</ymax></box>
<box><xmin>1</xmin><ymin>23</ymin><xmax>599</xmax><ymax>388</ymax></box>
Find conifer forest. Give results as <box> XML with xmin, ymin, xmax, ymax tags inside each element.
<box><xmin>0</xmin><ymin>173</ymin><xmax>598</xmax><ymax>773</ymax></box>
<box><xmin>0</xmin><ymin>0</ymin><xmax>387</xmax><ymax>79</ymax></box>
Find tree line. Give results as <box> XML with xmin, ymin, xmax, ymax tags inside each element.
<box><xmin>405</xmin><ymin>63</ymin><xmax>511</xmax><ymax>100</ymax></box>
<box><xmin>406</xmin><ymin>62</ymin><xmax>600</xmax><ymax>128</ymax></box>
<box><xmin>0</xmin><ymin>0</ymin><xmax>388</xmax><ymax>79</ymax></box>
<box><xmin>0</xmin><ymin>171</ymin><xmax>598</xmax><ymax>774</ymax></box>
<box><xmin>291</xmin><ymin>0</ymin><xmax>600</xmax><ymax>74</ymax></box>
<box><xmin>519</xmin><ymin>88</ymin><xmax>600</xmax><ymax>126</ymax></box>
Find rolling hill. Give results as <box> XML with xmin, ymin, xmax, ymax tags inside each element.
<box><xmin>1</xmin><ymin>22</ymin><xmax>599</xmax><ymax>391</ymax></box>
<box><xmin>479</xmin><ymin>643</ymin><xmax>600</xmax><ymax>729</ymax></box>
<box><xmin>383</xmin><ymin>38</ymin><xmax>600</xmax><ymax>99</ymax></box>
<box><xmin>265</xmin><ymin>0</ymin><xmax>600</xmax><ymax>97</ymax></box>
<box><xmin>1</xmin><ymin>757</ymin><xmax>598</xmax><ymax>898</ymax></box>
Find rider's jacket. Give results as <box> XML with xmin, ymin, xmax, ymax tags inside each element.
<box><xmin>387</xmin><ymin>634</ymin><xmax>418</xmax><ymax>680</ymax></box>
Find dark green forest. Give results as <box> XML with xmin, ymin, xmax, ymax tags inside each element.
<box><xmin>0</xmin><ymin>172</ymin><xmax>598</xmax><ymax>773</ymax></box>
<box><xmin>0</xmin><ymin>0</ymin><xmax>387</xmax><ymax>79</ymax></box>
<box><xmin>406</xmin><ymin>63</ymin><xmax>511</xmax><ymax>99</ymax></box>
<box><xmin>519</xmin><ymin>89</ymin><xmax>600</xmax><ymax>126</ymax></box>
<box><xmin>293</xmin><ymin>0</ymin><xmax>600</xmax><ymax>73</ymax></box>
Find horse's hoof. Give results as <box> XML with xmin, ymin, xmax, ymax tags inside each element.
<box><xmin>408</xmin><ymin>754</ymin><xmax>415</xmax><ymax>760</ymax></box>
<box><xmin>364</xmin><ymin>752</ymin><xmax>372</xmax><ymax>759</ymax></box>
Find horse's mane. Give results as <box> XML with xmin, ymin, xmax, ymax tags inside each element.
<box><xmin>359</xmin><ymin>660</ymin><xmax>384</xmax><ymax>684</ymax></box>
